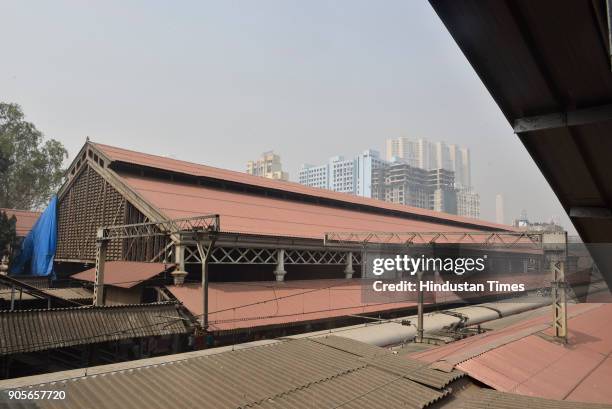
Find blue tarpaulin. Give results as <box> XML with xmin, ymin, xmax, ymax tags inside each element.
<box><xmin>10</xmin><ymin>196</ymin><xmax>57</xmax><ymax>278</ymax></box>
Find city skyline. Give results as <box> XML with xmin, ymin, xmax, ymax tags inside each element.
<box><xmin>294</xmin><ymin>136</ymin><xmax>478</xmax><ymax>219</ymax></box>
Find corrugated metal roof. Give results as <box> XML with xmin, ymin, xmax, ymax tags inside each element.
<box><xmin>167</xmin><ymin>279</ymin><xmax>418</xmax><ymax>331</ymax></box>
<box><xmin>0</xmin><ymin>208</ymin><xmax>40</xmax><ymax>237</ymax></box>
<box><xmin>71</xmin><ymin>261</ymin><xmax>173</xmax><ymax>289</ymax></box>
<box><xmin>364</xmin><ymin>354</ymin><xmax>464</xmax><ymax>389</ymax></box>
<box><xmin>310</xmin><ymin>335</ymin><xmax>393</xmax><ymax>358</ymax></box>
<box><xmin>459</xmin><ymin>389</ymin><xmax>612</xmax><ymax>409</ymax></box>
<box><xmin>411</xmin><ymin>303</ymin><xmax>612</xmax><ymax>405</ymax></box>
<box><xmin>0</xmin><ymin>277</ymin><xmax>49</xmax><ymax>289</ymax></box>
<box><xmin>91</xmin><ymin>142</ymin><xmax>513</xmax><ymax>232</ymax></box>
<box><xmin>255</xmin><ymin>366</ymin><xmax>448</xmax><ymax>409</ymax></box>
<box><xmin>0</xmin><ymin>337</ymin><xmax>458</xmax><ymax>409</ymax></box>
<box><xmin>0</xmin><ymin>287</ymin><xmax>91</xmax><ymax>304</ymax></box>
<box><xmin>0</xmin><ymin>302</ymin><xmax>188</xmax><ymax>355</ymax></box>
<box><xmin>40</xmin><ymin>287</ymin><xmax>92</xmax><ymax>301</ymax></box>
<box><xmin>411</xmin><ymin>303</ymin><xmax>601</xmax><ymax>365</ymax></box>
<box><xmin>119</xmin><ymin>172</ymin><xmax>494</xmax><ymax>240</ymax></box>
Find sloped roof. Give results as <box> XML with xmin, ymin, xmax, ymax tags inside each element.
<box><xmin>167</xmin><ymin>279</ymin><xmax>419</xmax><ymax>331</ymax></box>
<box><xmin>0</xmin><ymin>208</ymin><xmax>40</xmax><ymax>237</ymax></box>
<box><xmin>0</xmin><ymin>302</ymin><xmax>188</xmax><ymax>355</ymax></box>
<box><xmin>71</xmin><ymin>261</ymin><xmax>173</xmax><ymax>289</ymax></box>
<box><xmin>0</xmin><ymin>337</ymin><xmax>458</xmax><ymax>409</ymax></box>
<box><xmin>119</xmin><ymin>172</ymin><xmax>491</xmax><ymax>239</ymax></box>
<box><xmin>90</xmin><ymin>142</ymin><xmax>513</xmax><ymax>233</ymax></box>
<box><xmin>459</xmin><ymin>389</ymin><xmax>612</xmax><ymax>409</ymax></box>
<box><xmin>410</xmin><ymin>303</ymin><xmax>612</xmax><ymax>405</ymax></box>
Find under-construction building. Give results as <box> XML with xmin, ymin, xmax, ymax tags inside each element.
<box><xmin>372</xmin><ymin>162</ymin><xmax>457</xmax><ymax>214</ymax></box>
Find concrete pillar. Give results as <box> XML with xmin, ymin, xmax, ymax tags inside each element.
<box><xmin>175</xmin><ymin>244</ymin><xmax>186</xmax><ymax>271</ymax></box>
<box><xmin>274</xmin><ymin>249</ymin><xmax>287</xmax><ymax>282</ymax></box>
<box><xmin>344</xmin><ymin>252</ymin><xmax>354</xmax><ymax>279</ymax></box>
<box><xmin>172</xmin><ymin>243</ymin><xmax>187</xmax><ymax>286</ymax></box>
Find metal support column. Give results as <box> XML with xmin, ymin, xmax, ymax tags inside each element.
<box><xmin>551</xmin><ymin>260</ymin><xmax>568</xmax><ymax>340</ymax></box>
<box><xmin>93</xmin><ymin>228</ymin><xmax>109</xmax><ymax>306</ymax></box>
<box><xmin>544</xmin><ymin>231</ymin><xmax>568</xmax><ymax>342</ymax></box>
<box><xmin>196</xmin><ymin>236</ymin><xmax>217</xmax><ymax>332</ymax></box>
<box><xmin>416</xmin><ymin>270</ymin><xmax>424</xmax><ymax>343</ymax></box>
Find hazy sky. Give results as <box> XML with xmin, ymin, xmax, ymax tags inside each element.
<box><xmin>0</xmin><ymin>0</ymin><xmax>573</xmax><ymax>231</ymax></box>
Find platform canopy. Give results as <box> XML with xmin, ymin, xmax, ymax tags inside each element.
<box><xmin>429</xmin><ymin>0</ymin><xmax>612</xmax><ymax>288</ymax></box>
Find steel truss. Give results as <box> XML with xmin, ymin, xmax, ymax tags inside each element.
<box><xmin>210</xmin><ymin>247</ymin><xmax>277</xmax><ymax>264</ymax></box>
<box><xmin>284</xmin><ymin>249</ymin><xmax>361</xmax><ymax>265</ymax></box>
<box><xmin>324</xmin><ymin>231</ymin><xmax>543</xmax><ymax>248</ymax></box>
<box><xmin>100</xmin><ymin>215</ymin><xmax>220</xmax><ymax>241</ymax></box>
<box><xmin>93</xmin><ymin>214</ymin><xmax>220</xmax><ymax>307</ymax></box>
<box><xmin>180</xmin><ymin>246</ymin><xmax>361</xmax><ymax>265</ymax></box>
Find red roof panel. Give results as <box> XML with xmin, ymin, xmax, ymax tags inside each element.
<box><xmin>411</xmin><ymin>303</ymin><xmax>612</xmax><ymax>405</ymax></box>
<box><xmin>93</xmin><ymin>142</ymin><xmax>513</xmax><ymax>231</ymax></box>
<box><xmin>118</xmin><ymin>173</ymin><xmax>491</xmax><ymax>239</ymax></box>
<box><xmin>167</xmin><ymin>279</ymin><xmax>417</xmax><ymax>331</ymax></box>
<box><xmin>0</xmin><ymin>208</ymin><xmax>41</xmax><ymax>237</ymax></box>
<box><xmin>71</xmin><ymin>261</ymin><xmax>172</xmax><ymax>288</ymax></box>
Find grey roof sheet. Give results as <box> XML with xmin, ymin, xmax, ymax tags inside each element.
<box><xmin>256</xmin><ymin>366</ymin><xmax>447</xmax><ymax>409</ymax></box>
<box><xmin>363</xmin><ymin>354</ymin><xmax>464</xmax><ymax>389</ymax></box>
<box><xmin>1</xmin><ymin>337</ymin><xmax>461</xmax><ymax>409</ymax></box>
<box><xmin>40</xmin><ymin>288</ymin><xmax>92</xmax><ymax>301</ymax></box>
<box><xmin>310</xmin><ymin>335</ymin><xmax>393</xmax><ymax>358</ymax></box>
<box><xmin>0</xmin><ymin>302</ymin><xmax>188</xmax><ymax>355</ymax></box>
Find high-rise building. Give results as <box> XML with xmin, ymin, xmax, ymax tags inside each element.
<box><xmin>246</xmin><ymin>151</ymin><xmax>289</xmax><ymax>181</ymax></box>
<box><xmin>355</xmin><ymin>150</ymin><xmax>386</xmax><ymax>197</ymax></box>
<box><xmin>371</xmin><ymin>162</ymin><xmax>431</xmax><ymax>208</ymax></box>
<box><xmin>428</xmin><ymin>169</ymin><xmax>456</xmax><ymax>213</ymax></box>
<box><xmin>496</xmin><ymin>194</ymin><xmax>505</xmax><ymax>224</ymax></box>
<box><xmin>386</xmin><ymin>137</ymin><xmax>472</xmax><ymax>189</ymax></box>
<box><xmin>448</xmin><ymin>144</ymin><xmax>471</xmax><ymax>189</ymax></box>
<box><xmin>457</xmin><ymin>188</ymin><xmax>480</xmax><ymax>219</ymax></box>
<box><xmin>460</xmin><ymin>148</ymin><xmax>471</xmax><ymax>189</ymax></box>
<box><xmin>329</xmin><ymin>155</ymin><xmax>356</xmax><ymax>194</ymax></box>
<box><xmin>386</xmin><ymin>136</ymin><xmax>477</xmax><ymax>217</ymax></box>
<box><xmin>298</xmin><ymin>150</ymin><xmax>385</xmax><ymax>197</ymax></box>
<box><xmin>298</xmin><ymin>163</ymin><xmax>328</xmax><ymax>189</ymax></box>
<box><xmin>372</xmin><ymin>161</ymin><xmax>457</xmax><ymax>214</ymax></box>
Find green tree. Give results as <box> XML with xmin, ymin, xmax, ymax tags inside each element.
<box><xmin>0</xmin><ymin>210</ymin><xmax>16</xmax><ymax>255</ymax></box>
<box><xmin>0</xmin><ymin>103</ymin><xmax>67</xmax><ymax>209</ymax></box>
